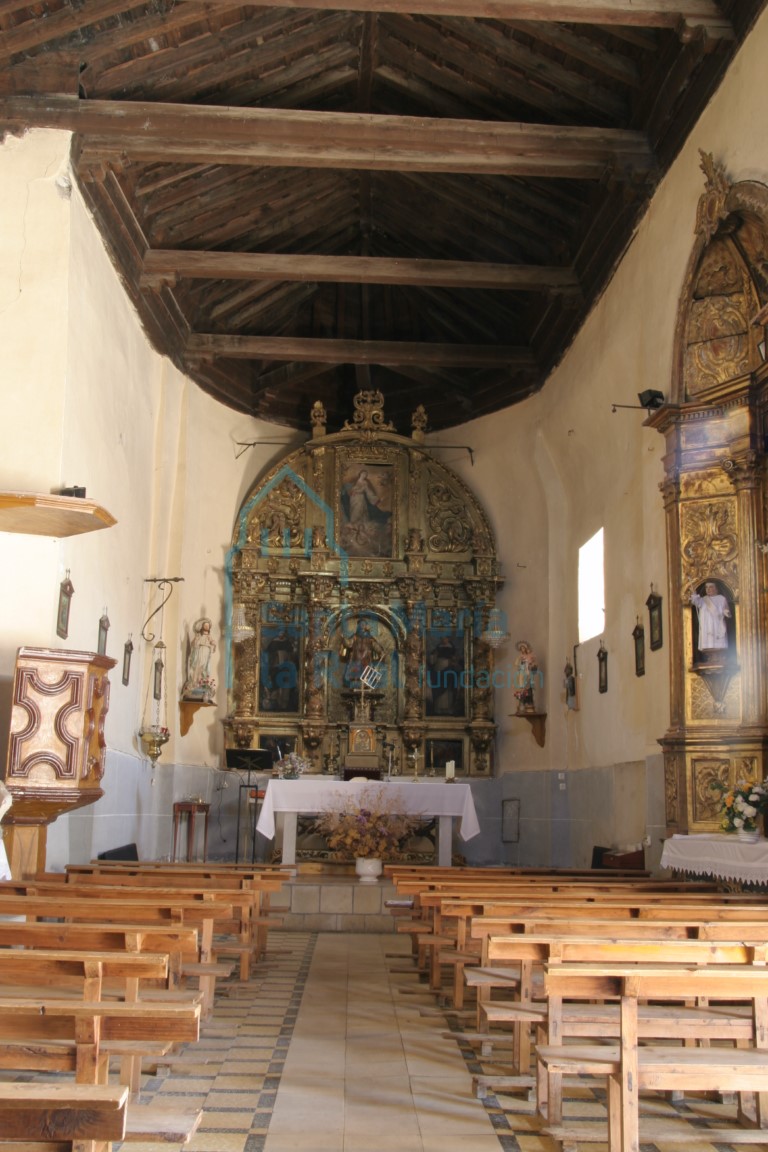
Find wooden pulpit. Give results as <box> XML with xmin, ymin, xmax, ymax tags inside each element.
<box><xmin>1</xmin><ymin>647</ymin><xmax>117</xmax><ymax>878</ymax></box>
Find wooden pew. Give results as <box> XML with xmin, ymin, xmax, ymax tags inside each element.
<box><xmin>57</xmin><ymin>864</ymin><xmax>288</xmax><ymax>965</ymax></box>
<box><xmin>0</xmin><ymin>890</ymin><xmax>236</xmax><ymax>1017</ymax></box>
<box><xmin>474</xmin><ymin>934</ymin><xmax>767</xmax><ymax>1092</ymax></box>
<box><xmin>0</xmin><ymin>1082</ymin><xmax>128</xmax><ymax>1152</ymax></box>
<box><xmin>0</xmin><ymin>996</ymin><xmax>200</xmax><ymax>1084</ymax></box>
<box><xmin>467</xmin><ymin>914</ymin><xmax>768</xmax><ymax>1031</ymax></box>
<box><xmin>423</xmin><ymin>893</ymin><xmax>768</xmax><ymax>1005</ymax></box>
<box><xmin>0</xmin><ymin>921</ymin><xmax>199</xmax><ymax>991</ymax></box>
<box><xmin>23</xmin><ymin>877</ymin><xmax>259</xmax><ymax>979</ymax></box>
<box><xmin>0</xmin><ymin>948</ymin><xmax>169</xmax><ymax>1001</ymax></box>
<box><xmin>537</xmin><ymin>963</ymin><xmax>768</xmax><ymax>1152</ymax></box>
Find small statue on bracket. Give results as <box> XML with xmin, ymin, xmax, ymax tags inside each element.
<box><xmin>181</xmin><ymin>617</ymin><xmax>217</xmax><ymax>703</ymax></box>
<box><xmin>514</xmin><ymin>640</ymin><xmax>539</xmax><ymax>713</ymax></box>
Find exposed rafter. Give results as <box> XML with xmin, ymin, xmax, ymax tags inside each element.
<box><xmin>142</xmin><ymin>250</ymin><xmax>580</xmax><ymax>292</ymax></box>
<box><xmin>187</xmin><ymin>334</ymin><xmax>537</xmax><ymax>368</ymax></box>
<box><xmin>0</xmin><ymin>0</ymin><xmax>759</xmax><ymax>431</ymax></box>
<box><xmin>0</xmin><ymin>0</ymin><xmax>733</xmax><ymax>60</ymax></box>
<box><xmin>1</xmin><ymin>98</ymin><xmax>655</xmax><ymax>179</ymax></box>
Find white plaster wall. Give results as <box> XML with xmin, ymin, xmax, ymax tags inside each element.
<box><xmin>0</xmin><ymin>131</ymin><xmax>73</xmax><ymax>675</ymax></box>
<box><xmin>5</xmin><ymin>8</ymin><xmax>768</xmax><ymax>868</ymax></box>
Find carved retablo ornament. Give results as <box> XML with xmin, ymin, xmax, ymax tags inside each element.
<box><xmin>342</xmin><ymin>390</ymin><xmax>395</xmax><ymax>437</ymax></box>
<box><xmin>225</xmin><ymin>390</ymin><xmax>501</xmax><ymax>791</ymax></box>
<box><xmin>695</xmin><ymin>151</ymin><xmax>731</xmax><ymax>243</ymax></box>
<box><xmin>658</xmin><ymin>162</ymin><xmax>768</xmax><ymax>835</ymax></box>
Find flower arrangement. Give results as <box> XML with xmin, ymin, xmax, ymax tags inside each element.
<box><xmin>276</xmin><ymin>751</ymin><xmax>311</xmax><ymax>779</ymax></box>
<box><xmin>313</xmin><ymin>785</ymin><xmax>421</xmax><ymax>860</ymax></box>
<box><xmin>710</xmin><ymin>777</ymin><xmax>768</xmax><ymax>834</ymax></box>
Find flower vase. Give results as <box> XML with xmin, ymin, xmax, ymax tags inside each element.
<box><xmin>355</xmin><ymin>857</ymin><xmax>383</xmax><ymax>883</ymax></box>
<box><xmin>736</xmin><ymin>828</ymin><xmax>761</xmax><ymax>843</ymax></box>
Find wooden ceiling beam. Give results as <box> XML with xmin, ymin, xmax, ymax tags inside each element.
<box><xmin>0</xmin><ymin>97</ymin><xmax>654</xmax><ymax>178</ymax></box>
<box><xmin>0</xmin><ymin>0</ymin><xmax>732</xmax><ymax>52</ymax></box>
<box><xmin>0</xmin><ymin>0</ymin><xmax>179</xmax><ymax>58</ymax></box>
<box><xmin>187</xmin><ymin>333</ymin><xmax>537</xmax><ymax>368</ymax></box>
<box><xmin>141</xmin><ymin>250</ymin><xmax>580</xmax><ymax>292</ymax></box>
<box><xmin>199</xmin><ymin>0</ymin><xmax>732</xmax><ymax>37</ymax></box>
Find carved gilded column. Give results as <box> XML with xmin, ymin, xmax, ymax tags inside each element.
<box><xmin>660</xmin><ymin>473</ymin><xmax>684</xmax><ymax>732</ymax></box>
<box><xmin>722</xmin><ymin>450</ymin><xmax>767</xmax><ymax>725</ymax></box>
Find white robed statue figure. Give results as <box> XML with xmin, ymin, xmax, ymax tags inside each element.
<box><xmin>182</xmin><ymin>617</ymin><xmax>217</xmax><ymax>701</ymax></box>
<box><xmin>690</xmin><ymin>581</ymin><xmax>731</xmax><ymax>653</ymax></box>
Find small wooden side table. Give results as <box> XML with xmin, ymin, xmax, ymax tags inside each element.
<box><xmin>172</xmin><ymin>801</ymin><xmax>210</xmax><ymax>862</ymax></box>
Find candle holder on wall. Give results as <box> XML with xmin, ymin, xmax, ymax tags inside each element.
<box><xmin>138</xmin><ymin>577</ymin><xmax>183</xmax><ymax>764</ymax></box>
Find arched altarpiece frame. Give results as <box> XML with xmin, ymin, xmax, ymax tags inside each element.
<box><xmin>223</xmin><ymin>392</ymin><xmax>502</xmax><ymax>777</ymax></box>
<box><xmin>648</xmin><ymin>154</ymin><xmax>768</xmax><ymax>832</ymax></box>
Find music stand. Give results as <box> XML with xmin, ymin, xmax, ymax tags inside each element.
<box><xmin>225</xmin><ymin>749</ymin><xmax>273</xmax><ymax>862</ymax></box>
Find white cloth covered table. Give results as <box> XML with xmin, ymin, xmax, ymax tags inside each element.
<box><xmin>660</xmin><ymin>832</ymin><xmax>768</xmax><ymax>885</ymax></box>
<box><xmin>256</xmin><ymin>778</ymin><xmax>480</xmax><ymax>866</ymax></box>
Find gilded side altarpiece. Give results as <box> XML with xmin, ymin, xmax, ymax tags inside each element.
<box><xmin>649</xmin><ymin>155</ymin><xmax>768</xmax><ymax>832</ymax></box>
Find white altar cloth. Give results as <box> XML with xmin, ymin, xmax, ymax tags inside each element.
<box><xmin>660</xmin><ymin>832</ymin><xmax>768</xmax><ymax>885</ymax></box>
<box><xmin>256</xmin><ymin>779</ymin><xmax>480</xmax><ymax>867</ymax></box>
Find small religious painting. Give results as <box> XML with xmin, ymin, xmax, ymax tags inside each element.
<box><xmin>259</xmin><ymin>627</ymin><xmax>300</xmax><ymax>713</ymax></box>
<box><xmin>350</xmin><ymin>726</ymin><xmax>376</xmax><ymax>753</ymax></box>
<box><xmin>57</xmin><ymin>572</ymin><xmax>74</xmax><ymax>639</ymax></box>
<box><xmin>425</xmin><ymin>628</ymin><xmax>466</xmax><ymax>717</ymax></box>
<box><xmin>97</xmin><ymin>610</ymin><xmax>110</xmax><ymax>656</ymax></box>
<box><xmin>646</xmin><ymin>587</ymin><xmax>663</xmax><ymax>651</ymax></box>
<box><xmin>122</xmin><ymin>638</ymin><xmax>134</xmax><ymax>686</ymax></box>
<box><xmin>632</xmin><ymin>620</ymin><xmax>645</xmax><ymax>677</ymax></box>
<box><xmin>598</xmin><ymin>641</ymin><xmax>608</xmax><ymax>693</ymax></box>
<box><xmin>259</xmin><ymin>734</ymin><xmax>297</xmax><ymax>765</ymax></box>
<box><xmin>338</xmin><ymin>461</ymin><xmax>394</xmax><ymax>557</ymax></box>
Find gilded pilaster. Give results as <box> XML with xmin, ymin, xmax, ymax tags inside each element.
<box><xmin>722</xmin><ymin>450</ymin><xmax>767</xmax><ymax>724</ymax></box>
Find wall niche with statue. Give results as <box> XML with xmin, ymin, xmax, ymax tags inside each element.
<box><xmin>224</xmin><ymin>391</ymin><xmax>502</xmax><ymax>778</ymax></box>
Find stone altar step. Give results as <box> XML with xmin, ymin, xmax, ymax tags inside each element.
<box><xmin>269</xmin><ymin>869</ymin><xmax>397</xmax><ymax>932</ymax></box>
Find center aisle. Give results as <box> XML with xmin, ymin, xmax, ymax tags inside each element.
<box><xmin>264</xmin><ymin>933</ymin><xmax>501</xmax><ymax>1152</ymax></box>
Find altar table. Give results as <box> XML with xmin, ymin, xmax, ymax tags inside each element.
<box><xmin>256</xmin><ymin>779</ymin><xmax>481</xmax><ymax>867</ymax></box>
<box><xmin>660</xmin><ymin>832</ymin><xmax>768</xmax><ymax>885</ymax></box>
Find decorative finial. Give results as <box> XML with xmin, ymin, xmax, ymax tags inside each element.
<box><xmin>310</xmin><ymin>399</ymin><xmax>327</xmax><ymax>438</ymax></box>
<box><xmin>411</xmin><ymin>404</ymin><xmax>428</xmax><ymax>442</ymax></box>
<box><xmin>695</xmin><ymin>151</ymin><xmax>731</xmax><ymax>242</ymax></box>
<box><xmin>342</xmin><ymin>390</ymin><xmax>394</xmax><ymax>437</ymax></box>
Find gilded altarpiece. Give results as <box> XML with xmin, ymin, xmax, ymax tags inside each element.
<box><xmin>224</xmin><ymin>392</ymin><xmax>502</xmax><ymax>777</ymax></box>
<box><xmin>649</xmin><ymin>156</ymin><xmax>768</xmax><ymax>833</ymax></box>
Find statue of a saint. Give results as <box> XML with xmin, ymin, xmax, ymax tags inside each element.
<box><xmin>341</xmin><ymin>619</ymin><xmax>383</xmax><ymax>687</ymax></box>
<box><xmin>691</xmin><ymin>581</ymin><xmax>731</xmax><ymax>655</ymax></box>
<box><xmin>514</xmin><ymin>640</ymin><xmax>539</xmax><ymax>713</ymax></box>
<box><xmin>182</xmin><ymin>618</ymin><xmax>217</xmax><ymax>701</ymax></box>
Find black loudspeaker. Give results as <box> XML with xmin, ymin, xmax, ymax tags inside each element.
<box><xmin>97</xmin><ymin>843</ymin><xmax>139</xmax><ymax>861</ymax></box>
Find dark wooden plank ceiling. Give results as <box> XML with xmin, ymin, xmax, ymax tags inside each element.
<box><xmin>1</xmin><ymin>0</ymin><xmax>764</xmax><ymax>433</ymax></box>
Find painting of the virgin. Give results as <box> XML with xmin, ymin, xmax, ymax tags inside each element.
<box><xmin>339</xmin><ymin>462</ymin><xmax>393</xmax><ymax>557</ymax></box>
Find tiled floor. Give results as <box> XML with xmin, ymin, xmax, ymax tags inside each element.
<box><xmin>123</xmin><ymin>930</ymin><xmax>500</xmax><ymax>1152</ymax></box>
<box><xmin>121</xmin><ymin>930</ymin><xmax>768</xmax><ymax>1152</ymax></box>
<box><xmin>7</xmin><ymin>927</ymin><xmax>763</xmax><ymax>1152</ymax></box>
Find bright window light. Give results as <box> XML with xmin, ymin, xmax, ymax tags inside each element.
<box><xmin>579</xmin><ymin>528</ymin><xmax>605</xmax><ymax>643</ymax></box>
